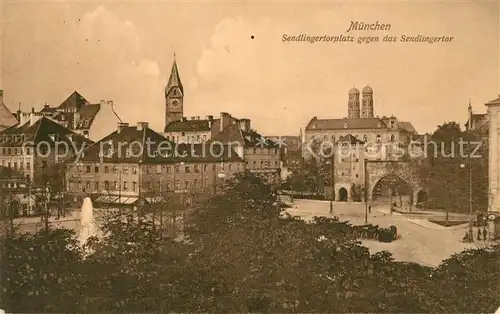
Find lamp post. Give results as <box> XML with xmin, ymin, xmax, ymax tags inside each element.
<box><xmin>460</xmin><ymin>157</ymin><xmax>473</xmax><ymax>239</ymax></box>
<box><xmin>329</xmin><ymin>150</ymin><xmax>335</xmax><ymax>214</ymax></box>
<box><xmin>364</xmin><ymin>158</ymin><xmax>368</xmax><ymax>224</ymax></box>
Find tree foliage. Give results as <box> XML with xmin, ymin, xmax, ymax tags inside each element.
<box><xmin>1</xmin><ymin>173</ymin><xmax>499</xmax><ymax>313</ymax></box>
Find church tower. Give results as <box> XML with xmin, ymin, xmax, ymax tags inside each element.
<box><xmin>361</xmin><ymin>85</ymin><xmax>374</xmax><ymax>118</ymax></box>
<box><xmin>348</xmin><ymin>87</ymin><xmax>360</xmax><ymax>119</ymax></box>
<box><xmin>164</xmin><ymin>56</ymin><xmax>184</xmax><ymax>130</ymax></box>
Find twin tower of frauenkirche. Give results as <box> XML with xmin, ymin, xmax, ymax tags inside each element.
<box><xmin>347</xmin><ymin>86</ymin><xmax>374</xmax><ymax>119</ymax></box>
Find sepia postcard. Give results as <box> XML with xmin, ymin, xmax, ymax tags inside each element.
<box><xmin>0</xmin><ymin>1</ymin><xmax>499</xmax><ymax>313</ymax></box>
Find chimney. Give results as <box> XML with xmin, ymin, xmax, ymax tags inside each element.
<box><xmin>117</xmin><ymin>122</ymin><xmax>129</xmax><ymax>134</ymax></box>
<box><xmin>31</xmin><ymin>107</ymin><xmax>35</xmax><ymax>113</ymax></box>
<box><xmin>196</xmin><ymin>116</ymin><xmax>200</xmax><ymax>120</ymax></box>
<box><xmin>137</xmin><ymin>122</ymin><xmax>149</xmax><ymax>131</ymax></box>
<box><xmin>100</xmin><ymin>100</ymin><xmax>106</xmax><ymax>106</ymax></box>
<box><xmin>191</xmin><ymin>116</ymin><xmax>195</xmax><ymax>120</ymax></box>
<box><xmin>29</xmin><ymin>113</ymin><xmax>36</xmax><ymax>126</ymax></box>
<box><xmin>220</xmin><ymin>112</ymin><xmax>230</xmax><ymax>132</ymax></box>
<box><xmin>239</xmin><ymin>118</ymin><xmax>251</xmax><ymax>132</ymax></box>
<box><xmin>207</xmin><ymin>115</ymin><xmax>213</xmax><ymax>120</ymax></box>
<box><xmin>107</xmin><ymin>100</ymin><xmax>114</xmax><ymax>108</ymax></box>
<box><xmin>181</xmin><ymin>117</ymin><xmax>188</xmax><ymax>122</ymax></box>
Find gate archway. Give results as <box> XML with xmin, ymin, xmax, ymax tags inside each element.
<box><xmin>339</xmin><ymin>188</ymin><xmax>348</xmax><ymax>202</ymax></box>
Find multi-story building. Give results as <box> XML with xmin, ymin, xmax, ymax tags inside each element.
<box><xmin>209</xmin><ymin>123</ymin><xmax>282</xmax><ymax>184</ymax></box>
<box><xmin>0</xmin><ymin>116</ymin><xmax>92</xmax><ymax>213</ymax></box>
<box><xmin>0</xmin><ymin>90</ymin><xmax>19</xmax><ymax>132</ymax></box>
<box><xmin>304</xmin><ymin>86</ymin><xmax>418</xmax><ymax>160</ymax></box>
<box><xmin>66</xmin><ymin>122</ymin><xmax>246</xmax><ymax>208</ymax></box>
<box><xmin>15</xmin><ymin>91</ymin><xmax>122</xmax><ymax>142</ymax></box>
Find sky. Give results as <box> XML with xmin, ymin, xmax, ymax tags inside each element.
<box><xmin>1</xmin><ymin>1</ymin><xmax>499</xmax><ymax>136</ymax></box>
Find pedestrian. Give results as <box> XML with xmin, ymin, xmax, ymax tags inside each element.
<box><xmin>483</xmin><ymin>228</ymin><xmax>488</xmax><ymax>241</ymax></box>
<box><xmin>368</xmin><ymin>205</ymin><xmax>371</xmax><ymax>214</ymax></box>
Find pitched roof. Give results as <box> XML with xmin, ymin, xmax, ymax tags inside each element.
<box><xmin>77</xmin><ymin>124</ymin><xmax>243</xmax><ymax>164</ymax></box>
<box><xmin>0</xmin><ymin>102</ymin><xmax>18</xmax><ymax>130</ymax></box>
<box><xmin>166</xmin><ymin>59</ymin><xmax>183</xmax><ymax>95</ymax></box>
<box><xmin>266</xmin><ymin>135</ymin><xmax>301</xmax><ymax>150</ymax></box>
<box><xmin>210</xmin><ymin>124</ymin><xmax>279</xmax><ymax>148</ymax></box>
<box><xmin>399</xmin><ymin>121</ymin><xmax>418</xmax><ymax>134</ymax></box>
<box><xmin>164</xmin><ymin>118</ymin><xmax>211</xmax><ymax>132</ymax></box>
<box><xmin>486</xmin><ymin>97</ymin><xmax>500</xmax><ymax>106</ymax></box>
<box><xmin>0</xmin><ymin>116</ymin><xmax>93</xmax><ymax>149</ymax></box>
<box><xmin>306</xmin><ymin>117</ymin><xmax>388</xmax><ymax>130</ymax></box>
<box><xmin>75</xmin><ymin>104</ymin><xmax>100</xmax><ymax>129</ymax></box>
<box><xmin>57</xmin><ymin>91</ymin><xmax>89</xmax><ymax>110</ymax></box>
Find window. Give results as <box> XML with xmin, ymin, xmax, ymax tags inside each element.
<box><xmin>123</xmin><ymin>181</ymin><xmax>128</xmax><ymax>190</ymax></box>
<box><xmin>13</xmin><ymin>162</ymin><xmax>17</xmax><ymax>170</ymax></box>
<box><xmin>204</xmin><ymin>178</ymin><xmax>208</xmax><ymax>187</ymax></box>
<box><xmin>77</xmin><ymin>165</ymin><xmax>82</xmax><ymax>172</ymax></box>
<box><xmin>203</xmin><ymin>165</ymin><xmax>208</xmax><ymax>171</ymax></box>
<box><xmin>184</xmin><ymin>180</ymin><xmax>189</xmax><ymax>189</ymax></box>
<box><xmin>363</xmin><ymin>135</ymin><xmax>368</xmax><ymax>142</ymax></box>
<box><xmin>175</xmin><ymin>180</ymin><xmax>180</xmax><ymax>190</ymax></box>
<box><xmin>156</xmin><ymin>165</ymin><xmax>161</xmax><ymax>174</ymax></box>
<box><xmin>181</xmin><ymin>132</ymin><xmax>185</xmax><ymax>136</ymax></box>
<box><xmin>104</xmin><ymin>181</ymin><xmax>109</xmax><ymax>190</ymax></box>
<box><xmin>166</xmin><ymin>182</ymin><xmax>171</xmax><ymax>191</ymax></box>
<box><xmin>356</xmin><ymin>158</ymin><xmax>359</xmax><ymax>162</ymax></box>
<box><xmin>20</xmin><ymin>162</ymin><xmax>24</xmax><ymax>170</ymax></box>
<box><xmin>86</xmin><ymin>166</ymin><xmax>91</xmax><ymax>173</ymax></box>
<box><xmin>228</xmin><ymin>164</ymin><xmax>232</xmax><ymax>171</ymax></box>
<box><xmin>166</xmin><ymin>166</ymin><xmax>171</xmax><ymax>173</ymax></box>
<box><xmin>104</xmin><ymin>166</ymin><xmax>109</xmax><ymax>173</ymax></box>
<box><xmin>202</xmin><ymin>135</ymin><xmax>207</xmax><ymax>142</ymax></box>
<box><xmin>113</xmin><ymin>181</ymin><xmax>118</xmax><ymax>190</ymax></box>
<box><xmin>132</xmin><ymin>166</ymin><xmax>137</xmax><ymax>174</ymax></box>
<box><xmin>86</xmin><ymin>181</ymin><xmax>91</xmax><ymax>190</ymax></box>
<box><xmin>95</xmin><ymin>182</ymin><xmax>99</xmax><ymax>190</ymax></box>
<box><xmin>356</xmin><ymin>174</ymin><xmax>359</xmax><ymax>178</ymax></box>
<box><xmin>197</xmin><ymin>135</ymin><xmax>200</xmax><ymax>142</ymax></box>
<box><xmin>390</xmin><ymin>134</ymin><xmax>395</xmax><ymax>142</ymax></box>
<box><xmin>275</xmin><ymin>161</ymin><xmax>279</xmax><ymax>166</ymax></box>
<box><xmin>185</xmin><ymin>166</ymin><xmax>190</xmax><ymax>173</ymax></box>
<box><xmin>123</xmin><ymin>166</ymin><xmax>128</xmax><ymax>174</ymax></box>
<box><xmin>94</xmin><ymin>165</ymin><xmax>99</xmax><ymax>173</ymax></box>
<box><xmin>175</xmin><ymin>165</ymin><xmax>180</xmax><ymax>173</ymax></box>
<box><xmin>112</xmin><ymin>166</ymin><xmax>118</xmax><ymax>173</ymax></box>
<box><xmin>194</xmin><ymin>165</ymin><xmax>199</xmax><ymax>173</ymax></box>
<box><xmin>253</xmin><ymin>148</ymin><xmax>256</xmax><ymax>154</ymax></box>
<box><xmin>193</xmin><ymin>179</ymin><xmax>198</xmax><ymax>188</ymax></box>
<box><xmin>133</xmin><ymin>181</ymin><xmax>137</xmax><ymax>191</ymax></box>
<box><xmin>376</xmin><ymin>135</ymin><xmax>381</xmax><ymax>143</ymax></box>
<box><xmin>78</xmin><ymin>181</ymin><xmax>82</xmax><ymax>189</ymax></box>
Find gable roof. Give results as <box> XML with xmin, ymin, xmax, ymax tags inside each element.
<box><xmin>486</xmin><ymin>97</ymin><xmax>500</xmax><ymax>106</ymax></box>
<box><xmin>57</xmin><ymin>91</ymin><xmax>89</xmax><ymax>110</ymax></box>
<box><xmin>338</xmin><ymin>134</ymin><xmax>364</xmax><ymax>145</ymax></box>
<box><xmin>399</xmin><ymin>121</ymin><xmax>418</xmax><ymax>134</ymax></box>
<box><xmin>0</xmin><ymin>116</ymin><xmax>93</xmax><ymax>149</ymax></box>
<box><xmin>164</xmin><ymin>118</ymin><xmax>211</xmax><ymax>132</ymax></box>
<box><xmin>0</xmin><ymin>102</ymin><xmax>18</xmax><ymax>130</ymax></box>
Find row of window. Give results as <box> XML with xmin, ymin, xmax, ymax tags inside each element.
<box><xmin>311</xmin><ymin>134</ymin><xmax>397</xmax><ymax>143</ymax></box>
<box><xmin>76</xmin><ymin>163</ymin><xmax>244</xmax><ymax>175</ymax></box>
<box><xmin>1</xmin><ymin>160</ymin><xmax>31</xmax><ymax>170</ymax></box>
<box><xmin>71</xmin><ymin>178</ymin><xmax>210</xmax><ymax>192</ymax></box>
<box><xmin>247</xmin><ymin>160</ymin><xmax>280</xmax><ymax>168</ymax></box>
<box><xmin>0</xmin><ymin>147</ymin><xmax>33</xmax><ymax>155</ymax></box>
<box><xmin>165</xmin><ymin>134</ymin><xmax>208</xmax><ymax>143</ymax></box>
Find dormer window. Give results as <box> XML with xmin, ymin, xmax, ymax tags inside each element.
<box><xmin>344</xmin><ymin>123</ymin><xmax>348</xmax><ymax>128</ymax></box>
<box><xmin>377</xmin><ymin>122</ymin><xmax>382</xmax><ymax>128</ymax></box>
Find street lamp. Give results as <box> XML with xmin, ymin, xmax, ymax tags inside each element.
<box><xmin>460</xmin><ymin>159</ymin><xmax>473</xmax><ymax>238</ymax></box>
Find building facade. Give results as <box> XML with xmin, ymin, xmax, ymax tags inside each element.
<box><xmin>66</xmin><ymin>122</ymin><xmax>246</xmax><ymax>208</ymax></box>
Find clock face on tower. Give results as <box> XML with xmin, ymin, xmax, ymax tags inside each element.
<box><xmin>171</xmin><ymin>100</ymin><xmax>179</xmax><ymax>108</ymax></box>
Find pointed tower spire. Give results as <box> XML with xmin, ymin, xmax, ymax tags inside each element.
<box><xmin>468</xmin><ymin>98</ymin><xmax>473</xmax><ymax>130</ymax></box>
<box><xmin>166</xmin><ymin>55</ymin><xmax>183</xmax><ymax>95</ymax></box>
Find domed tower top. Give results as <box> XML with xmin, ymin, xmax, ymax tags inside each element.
<box><xmin>349</xmin><ymin>87</ymin><xmax>360</xmax><ymax>95</ymax></box>
<box><xmin>362</xmin><ymin>85</ymin><xmax>373</xmax><ymax>94</ymax></box>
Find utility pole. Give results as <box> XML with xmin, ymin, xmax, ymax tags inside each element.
<box><xmin>468</xmin><ymin>149</ymin><xmax>473</xmax><ymax>239</ymax></box>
